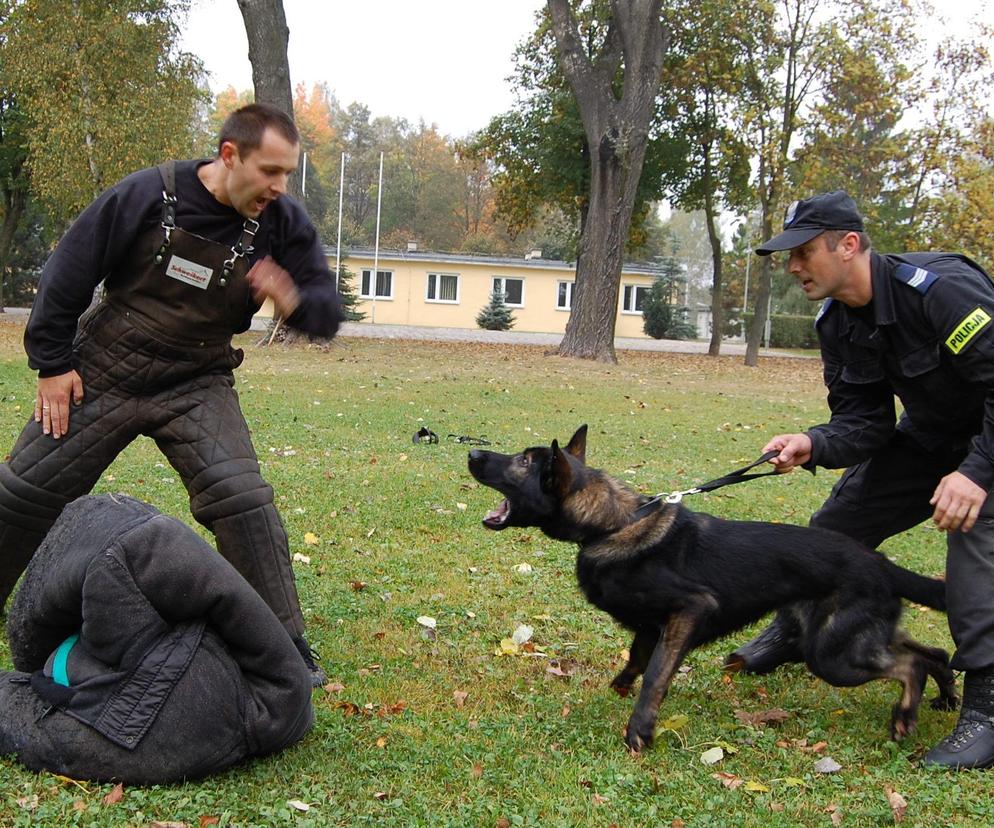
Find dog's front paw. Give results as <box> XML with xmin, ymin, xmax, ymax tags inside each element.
<box><xmin>610</xmin><ymin>674</ymin><xmax>634</xmax><ymax>698</ymax></box>
<box><xmin>624</xmin><ymin>714</ymin><xmax>655</xmax><ymax>754</ymax></box>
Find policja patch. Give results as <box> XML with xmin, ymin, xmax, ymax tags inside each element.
<box><xmin>946</xmin><ymin>307</ymin><xmax>992</xmax><ymax>355</ymax></box>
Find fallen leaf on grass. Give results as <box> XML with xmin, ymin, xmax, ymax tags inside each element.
<box><xmin>826</xmin><ymin>804</ymin><xmax>843</xmax><ymax>826</ymax></box>
<box><xmin>511</xmin><ymin>624</ymin><xmax>533</xmax><ymax>645</ymax></box>
<box><xmin>303</xmin><ymin>532</ymin><xmax>319</xmax><ymax>545</ymax></box>
<box><xmin>885</xmin><ymin>786</ymin><xmax>907</xmax><ymax>823</ymax></box>
<box><xmin>814</xmin><ymin>756</ymin><xmax>842</xmax><ymax>774</ymax></box>
<box><xmin>350</xmin><ymin>580</ymin><xmax>366</xmax><ymax>591</ymax></box>
<box><xmin>373</xmin><ymin>792</ymin><xmax>389</xmax><ymax>801</ymax></box>
<box><xmin>713</xmin><ymin>772</ymin><xmax>744</xmax><ymax>790</ymax></box>
<box><xmin>472</xmin><ymin>761</ymin><xmax>484</xmax><ymax>778</ymax></box>
<box><xmin>151</xmin><ymin>822</ymin><xmax>190</xmax><ymax>827</ymax></box>
<box><xmin>292</xmin><ymin>552</ymin><xmax>311</xmax><ymax>564</ymax></box>
<box><xmin>513</xmin><ymin>563</ymin><xmax>533</xmax><ymax>573</ymax></box>
<box><xmin>496</xmin><ymin>638</ymin><xmax>519</xmax><ymax>656</ymax></box>
<box><xmin>199</xmin><ymin>817</ymin><xmax>220</xmax><ymax>827</ymax></box>
<box><xmin>103</xmin><ymin>783</ymin><xmax>124</xmax><ymax>805</ymax></box>
<box><xmin>16</xmin><ymin>795</ymin><xmax>39</xmax><ymax>810</ymax></box>
<box><xmin>376</xmin><ymin>736</ymin><xmax>388</xmax><ymax>749</ymax></box>
<box><xmin>743</xmin><ymin>781</ymin><xmax>769</xmax><ymax>793</ymax></box>
<box><xmin>453</xmin><ymin>690</ymin><xmax>469</xmax><ymax>707</ymax></box>
<box><xmin>592</xmin><ymin>794</ymin><xmax>609</xmax><ymax>805</ymax></box>
<box><xmin>659</xmin><ymin>713</ymin><xmax>690</xmax><ymax>731</ymax></box>
<box><xmin>700</xmin><ymin>746</ymin><xmax>724</xmax><ymax>765</ymax></box>
<box><xmin>546</xmin><ymin>660</ymin><xmax>578</xmax><ymax>678</ymax></box>
<box><xmin>417</xmin><ymin>616</ymin><xmax>437</xmax><ymax>629</ymax></box>
<box><xmin>734</xmin><ymin>708</ymin><xmax>790</xmax><ymax>727</ymax></box>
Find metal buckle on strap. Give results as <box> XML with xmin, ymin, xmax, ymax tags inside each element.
<box><xmin>665</xmin><ymin>488</ymin><xmax>701</xmax><ymax>504</ymax></box>
<box><xmin>160</xmin><ymin>189</ymin><xmax>178</xmax><ymax>246</ymax></box>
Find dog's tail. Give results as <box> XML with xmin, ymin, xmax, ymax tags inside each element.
<box><xmin>883</xmin><ymin>558</ymin><xmax>946</xmax><ymax>611</ymax></box>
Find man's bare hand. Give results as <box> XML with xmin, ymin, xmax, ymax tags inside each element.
<box><xmin>762</xmin><ymin>433</ymin><xmax>813</xmax><ymax>473</ymax></box>
<box><xmin>246</xmin><ymin>256</ymin><xmax>300</xmax><ymax>319</ymax></box>
<box><xmin>931</xmin><ymin>471</ymin><xmax>987</xmax><ymax>533</ymax></box>
<box><xmin>36</xmin><ymin>371</ymin><xmax>84</xmax><ymax>439</ymax></box>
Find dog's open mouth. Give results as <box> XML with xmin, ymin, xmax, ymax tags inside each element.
<box><xmin>483</xmin><ymin>499</ymin><xmax>510</xmax><ymax>529</ymax></box>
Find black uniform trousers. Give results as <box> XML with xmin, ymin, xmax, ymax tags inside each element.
<box><xmin>0</xmin><ymin>303</ymin><xmax>305</xmax><ymax>637</ymax></box>
<box><xmin>810</xmin><ymin>430</ymin><xmax>994</xmax><ymax>671</ymax></box>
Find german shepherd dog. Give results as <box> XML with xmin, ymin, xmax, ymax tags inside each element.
<box><xmin>468</xmin><ymin>426</ymin><xmax>958</xmax><ymax>753</ymax></box>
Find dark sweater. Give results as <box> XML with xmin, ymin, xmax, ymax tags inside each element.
<box><xmin>25</xmin><ymin>160</ymin><xmax>343</xmax><ymax>377</ymax></box>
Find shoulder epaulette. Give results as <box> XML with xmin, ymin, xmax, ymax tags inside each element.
<box><xmin>893</xmin><ymin>262</ymin><xmax>939</xmax><ymax>294</ymax></box>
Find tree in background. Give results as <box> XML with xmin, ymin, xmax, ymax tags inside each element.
<box><xmin>470</xmin><ymin>1</ymin><xmax>687</xmax><ymax>361</ymax></box>
<box><xmin>475</xmin><ymin>289</ymin><xmax>515</xmax><ymax>331</ymax></box>
<box><xmin>236</xmin><ymin>0</ymin><xmax>298</xmax><ymax>196</ymax></box>
<box><xmin>663</xmin><ymin>0</ymin><xmax>754</xmax><ymax>355</ymax></box>
<box><xmin>0</xmin><ymin>4</ymin><xmax>29</xmax><ymax>311</ymax></box>
<box><xmin>536</xmin><ymin>0</ymin><xmax>670</xmax><ymax>362</ymax></box>
<box><xmin>736</xmin><ymin>0</ymin><xmax>837</xmax><ymax>366</ymax></box>
<box><xmin>641</xmin><ymin>237</ymin><xmax>695</xmax><ymax>340</ymax></box>
<box><xmin>4</xmin><ymin>0</ymin><xmax>205</xmax><ymax>226</ymax></box>
<box><xmin>336</xmin><ymin>263</ymin><xmax>365</xmax><ymax>322</ymax></box>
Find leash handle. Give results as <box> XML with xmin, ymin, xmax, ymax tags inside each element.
<box><xmin>696</xmin><ymin>450</ymin><xmax>781</xmax><ymax>493</ymax></box>
<box><xmin>639</xmin><ymin>450</ymin><xmax>782</xmax><ymax>513</ymax></box>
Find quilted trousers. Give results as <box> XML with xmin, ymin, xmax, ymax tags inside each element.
<box><xmin>0</xmin><ymin>304</ymin><xmax>305</xmax><ymax>637</ymax></box>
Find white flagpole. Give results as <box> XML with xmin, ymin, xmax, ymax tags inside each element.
<box><xmin>335</xmin><ymin>152</ymin><xmax>345</xmax><ymax>296</ymax></box>
<box><xmin>371</xmin><ymin>151</ymin><xmax>384</xmax><ymax>324</ymax></box>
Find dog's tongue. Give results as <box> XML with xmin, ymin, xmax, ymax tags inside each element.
<box><xmin>483</xmin><ymin>499</ymin><xmax>510</xmax><ymax>529</ymax></box>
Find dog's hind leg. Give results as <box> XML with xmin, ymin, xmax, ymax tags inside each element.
<box><xmin>611</xmin><ymin>629</ymin><xmax>656</xmax><ymax>698</ymax></box>
<box><xmin>624</xmin><ymin>593</ymin><xmax>718</xmax><ymax>754</ymax></box>
<box><xmin>898</xmin><ymin>634</ymin><xmax>959</xmax><ymax>712</ymax></box>
<box><xmin>883</xmin><ymin>649</ymin><xmax>930</xmax><ymax>741</ymax></box>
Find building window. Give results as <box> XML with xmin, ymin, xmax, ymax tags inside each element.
<box><xmin>556</xmin><ymin>280</ymin><xmax>574</xmax><ymax>310</ymax></box>
<box><xmin>623</xmin><ymin>284</ymin><xmax>650</xmax><ymax>313</ymax></box>
<box><xmin>426</xmin><ymin>272</ymin><xmax>460</xmax><ymax>303</ymax></box>
<box><xmin>361</xmin><ymin>269</ymin><xmax>393</xmax><ymax>299</ymax></box>
<box><xmin>492</xmin><ymin>277</ymin><xmax>524</xmax><ymax>307</ymax></box>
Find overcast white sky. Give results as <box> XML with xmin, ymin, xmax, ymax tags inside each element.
<box><xmin>180</xmin><ymin>0</ymin><xmax>993</xmax><ymax>140</ymax></box>
<box><xmin>181</xmin><ymin>0</ymin><xmax>545</xmax><ymax>138</ymax></box>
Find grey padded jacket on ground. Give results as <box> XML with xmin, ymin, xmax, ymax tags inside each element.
<box><xmin>0</xmin><ymin>494</ymin><xmax>314</xmax><ymax>783</ymax></box>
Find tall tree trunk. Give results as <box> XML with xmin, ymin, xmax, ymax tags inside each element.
<box><xmin>236</xmin><ymin>0</ymin><xmax>301</xmax><ymax>198</ymax></box>
<box><xmin>548</xmin><ymin>0</ymin><xmax>667</xmax><ymax>363</ymax></box>
<box><xmin>0</xmin><ymin>184</ymin><xmax>26</xmax><ymax>312</ymax></box>
<box><xmin>703</xmin><ymin>188</ymin><xmax>723</xmax><ymax>356</ymax></box>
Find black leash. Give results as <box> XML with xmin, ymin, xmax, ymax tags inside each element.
<box><xmin>634</xmin><ymin>450</ymin><xmax>781</xmax><ymax>519</ymax></box>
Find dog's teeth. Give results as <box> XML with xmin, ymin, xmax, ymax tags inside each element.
<box><xmin>483</xmin><ymin>499</ymin><xmax>510</xmax><ymax>528</ymax></box>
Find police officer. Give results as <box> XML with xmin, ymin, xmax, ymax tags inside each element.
<box><xmin>0</xmin><ymin>103</ymin><xmax>342</xmax><ymax>685</ymax></box>
<box><xmin>726</xmin><ymin>190</ymin><xmax>994</xmax><ymax>769</ymax></box>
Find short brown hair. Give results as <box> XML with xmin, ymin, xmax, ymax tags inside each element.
<box><xmin>823</xmin><ymin>229</ymin><xmax>871</xmax><ymax>252</ymax></box>
<box><xmin>217</xmin><ymin>103</ymin><xmax>299</xmax><ymax>156</ymax></box>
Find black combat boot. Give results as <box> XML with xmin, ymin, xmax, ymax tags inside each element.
<box><xmin>724</xmin><ymin>610</ymin><xmax>803</xmax><ymax>675</ymax></box>
<box><xmin>923</xmin><ymin>667</ymin><xmax>994</xmax><ymax>770</ymax></box>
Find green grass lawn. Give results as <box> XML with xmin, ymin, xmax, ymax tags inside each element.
<box><xmin>0</xmin><ymin>322</ymin><xmax>985</xmax><ymax>827</ymax></box>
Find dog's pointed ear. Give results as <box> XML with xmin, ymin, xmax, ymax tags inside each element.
<box><xmin>543</xmin><ymin>438</ymin><xmax>574</xmax><ymax>496</ymax></box>
<box><xmin>565</xmin><ymin>425</ymin><xmax>587</xmax><ymax>463</ymax></box>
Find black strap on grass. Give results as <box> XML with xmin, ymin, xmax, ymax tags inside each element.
<box><xmin>633</xmin><ymin>450</ymin><xmax>781</xmax><ymax>519</ymax></box>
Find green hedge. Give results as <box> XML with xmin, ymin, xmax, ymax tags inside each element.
<box><xmin>741</xmin><ymin>313</ymin><xmax>819</xmax><ymax>349</ymax></box>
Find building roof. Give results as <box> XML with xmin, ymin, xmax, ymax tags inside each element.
<box><xmin>330</xmin><ymin>245</ymin><xmax>661</xmax><ymax>277</ymax></box>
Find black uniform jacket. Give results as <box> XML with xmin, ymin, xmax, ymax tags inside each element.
<box><xmin>809</xmin><ymin>251</ymin><xmax>994</xmax><ymax>491</ymax></box>
<box><xmin>25</xmin><ymin>160</ymin><xmax>343</xmax><ymax>377</ymax></box>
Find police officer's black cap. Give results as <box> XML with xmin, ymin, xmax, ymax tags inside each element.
<box><xmin>755</xmin><ymin>191</ymin><xmax>864</xmax><ymax>256</ymax></box>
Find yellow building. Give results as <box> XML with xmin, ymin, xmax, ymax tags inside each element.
<box><xmin>338</xmin><ymin>244</ymin><xmax>661</xmax><ymax>338</ymax></box>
